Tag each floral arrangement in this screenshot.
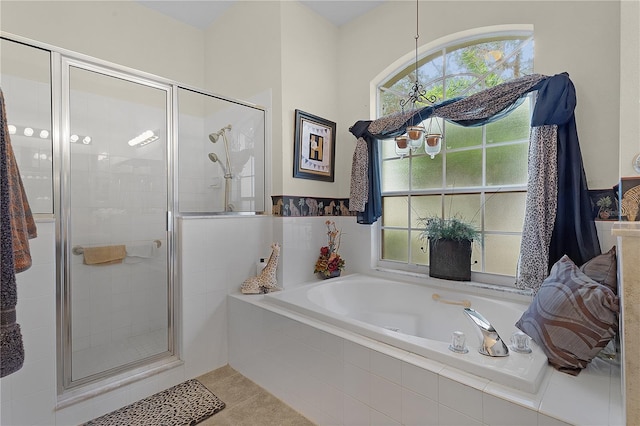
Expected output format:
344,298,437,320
314,220,345,278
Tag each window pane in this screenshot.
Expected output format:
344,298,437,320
484,234,521,275
446,149,482,187
380,90,402,116
417,55,445,88
486,143,528,186
382,229,408,262
383,196,408,227
381,139,399,160
411,195,442,228
486,101,530,144
445,75,483,98
472,242,483,272
411,230,429,265
411,154,443,190
444,122,482,150
485,192,526,232
381,158,409,192
443,194,482,225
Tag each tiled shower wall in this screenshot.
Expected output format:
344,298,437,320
66,85,169,375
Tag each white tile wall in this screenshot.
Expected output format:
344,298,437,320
279,216,374,288
0,214,623,426
228,294,623,426
1,215,271,425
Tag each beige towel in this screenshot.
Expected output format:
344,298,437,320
83,245,126,265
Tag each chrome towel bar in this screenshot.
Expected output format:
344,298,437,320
72,239,162,256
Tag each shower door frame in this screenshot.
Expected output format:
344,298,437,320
54,51,179,399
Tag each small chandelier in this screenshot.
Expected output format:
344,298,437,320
394,0,442,159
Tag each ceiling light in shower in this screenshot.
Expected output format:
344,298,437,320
8,124,16,134
128,130,158,147
68,132,93,145
23,127,34,137
39,130,49,139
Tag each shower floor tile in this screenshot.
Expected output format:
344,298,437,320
197,365,315,426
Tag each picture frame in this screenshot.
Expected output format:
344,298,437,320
293,109,336,182
618,177,640,221
588,189,619,221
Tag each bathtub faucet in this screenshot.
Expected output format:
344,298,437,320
463,308,509,357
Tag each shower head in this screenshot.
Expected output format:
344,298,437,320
208,152,228,175
208,124,232,143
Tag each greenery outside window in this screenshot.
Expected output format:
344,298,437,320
378,31,534,282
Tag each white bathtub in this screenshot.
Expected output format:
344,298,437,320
264,273,549,393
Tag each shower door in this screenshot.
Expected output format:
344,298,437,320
60,59,174,389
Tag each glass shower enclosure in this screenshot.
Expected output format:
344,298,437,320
2,34,267,396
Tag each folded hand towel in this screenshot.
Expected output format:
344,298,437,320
124,242,159,264
83,245,127,265
126,242,158,259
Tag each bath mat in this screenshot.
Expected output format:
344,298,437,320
83,379,225,426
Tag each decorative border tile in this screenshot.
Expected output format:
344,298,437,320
271,195,356,217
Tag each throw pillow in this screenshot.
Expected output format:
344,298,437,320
516,255,619,375
579,246,617,293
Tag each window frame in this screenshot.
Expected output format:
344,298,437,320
374,27,534,287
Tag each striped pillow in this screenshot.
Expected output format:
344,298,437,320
516,255,619,375
579,246,617,293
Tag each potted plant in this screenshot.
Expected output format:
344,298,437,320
418,216,480,281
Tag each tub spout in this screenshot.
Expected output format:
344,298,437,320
463,308,509,357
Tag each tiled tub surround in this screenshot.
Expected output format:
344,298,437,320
265,274,547,394
228,283,623,426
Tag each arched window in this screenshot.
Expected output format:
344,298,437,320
377,30,534,282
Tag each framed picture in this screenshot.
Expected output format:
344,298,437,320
588,189,619,221
619,177,640,221
293,109,336,182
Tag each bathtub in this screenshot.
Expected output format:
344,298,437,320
264,273,549,393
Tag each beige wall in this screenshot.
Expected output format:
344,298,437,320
280,1,341,197
0,0,205,88
339,1,622,193
0,0,633,196
619,0,640,178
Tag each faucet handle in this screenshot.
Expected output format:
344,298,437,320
510,331,532,353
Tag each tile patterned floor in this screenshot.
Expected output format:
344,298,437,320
197,365,315,426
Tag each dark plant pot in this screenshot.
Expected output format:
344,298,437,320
429,238,472,281
318,270,341,280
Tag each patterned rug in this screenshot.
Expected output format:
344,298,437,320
83,379,225,426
